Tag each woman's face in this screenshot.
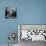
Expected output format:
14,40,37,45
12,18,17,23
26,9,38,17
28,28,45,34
8,10,13,16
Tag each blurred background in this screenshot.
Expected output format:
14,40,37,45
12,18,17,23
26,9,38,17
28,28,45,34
0,0,46,46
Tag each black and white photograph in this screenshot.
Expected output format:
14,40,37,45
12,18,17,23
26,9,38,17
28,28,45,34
18,25,46,46
5,7,17,19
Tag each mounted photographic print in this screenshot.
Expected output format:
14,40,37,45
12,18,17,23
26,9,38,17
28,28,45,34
18,25,46,46
5,7,17,19
18,25,46,41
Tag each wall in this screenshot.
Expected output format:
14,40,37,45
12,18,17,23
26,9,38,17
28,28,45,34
0,0,46,44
